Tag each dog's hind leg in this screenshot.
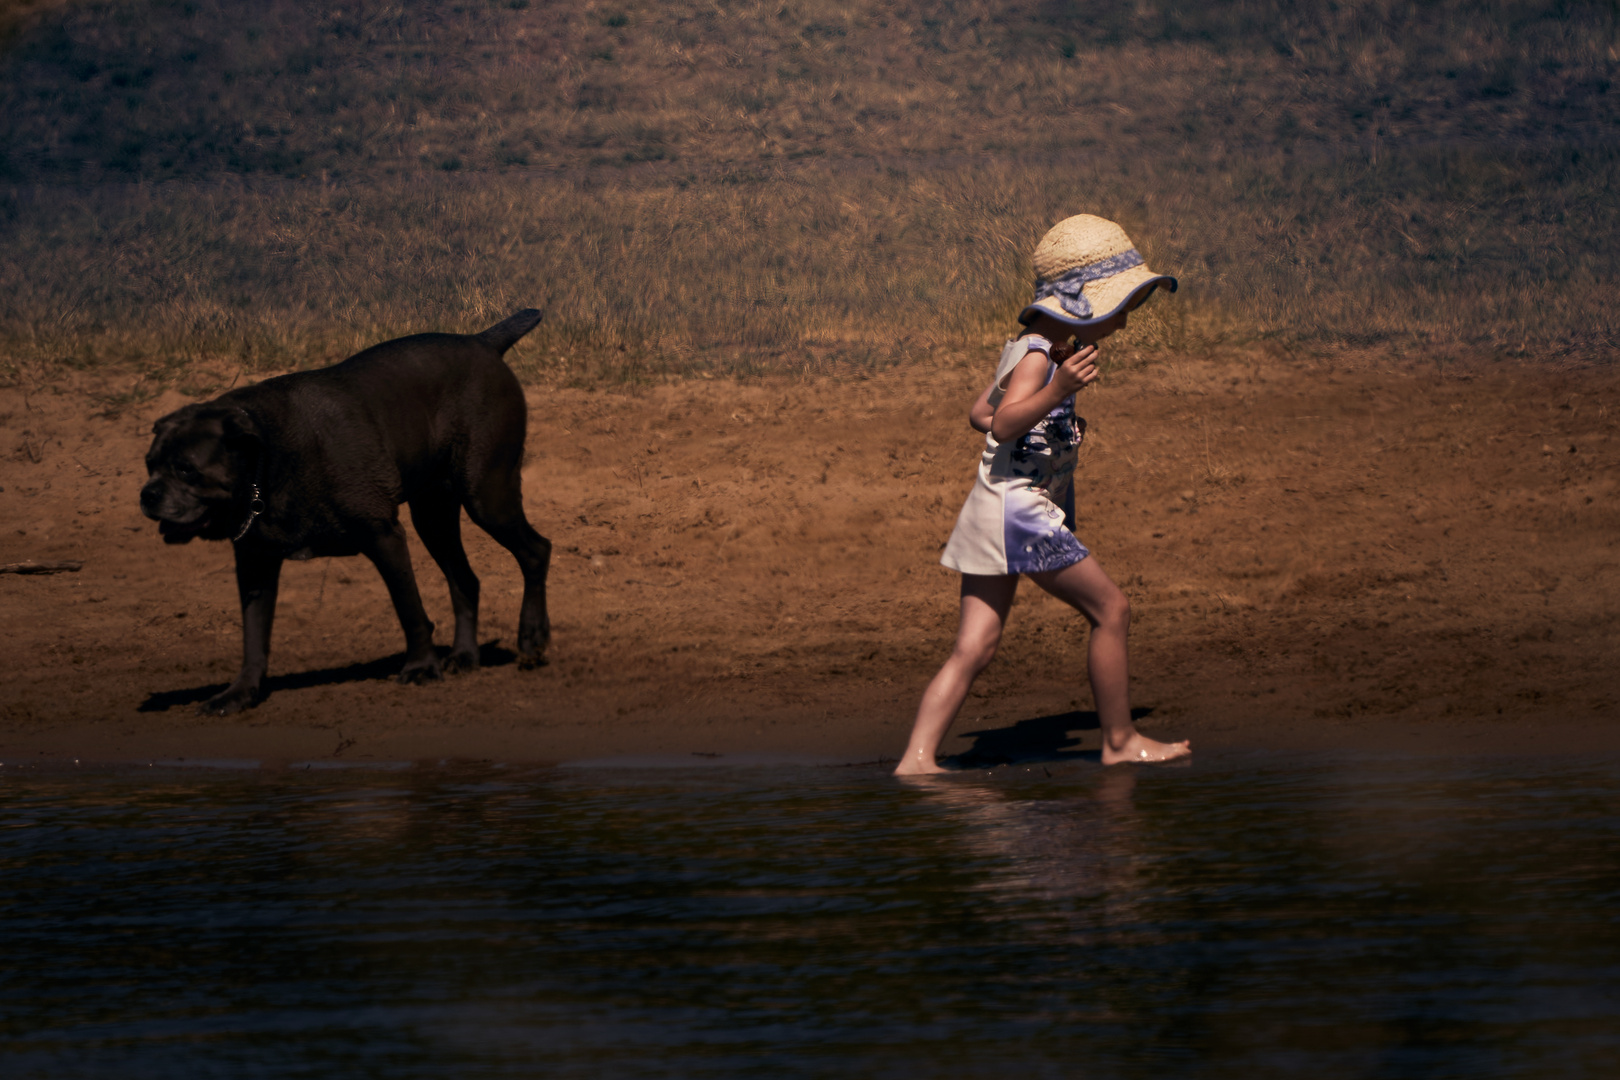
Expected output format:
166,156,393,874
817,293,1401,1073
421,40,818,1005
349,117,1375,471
408,488,481,672
361,521,442,683
465,477,551,669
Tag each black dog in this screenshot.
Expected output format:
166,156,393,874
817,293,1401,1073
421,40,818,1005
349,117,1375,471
140,309,552,715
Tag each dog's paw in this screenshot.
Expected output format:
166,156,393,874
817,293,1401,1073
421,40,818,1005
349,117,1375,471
442,649,480,675
198,685,258,716
398,656,444,684
517,622,551,670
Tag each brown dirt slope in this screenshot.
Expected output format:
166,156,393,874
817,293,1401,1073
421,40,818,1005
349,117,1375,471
1,349,1617,765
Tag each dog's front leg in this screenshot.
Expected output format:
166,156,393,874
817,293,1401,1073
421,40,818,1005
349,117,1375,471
203,546,285,715
363,522,441,683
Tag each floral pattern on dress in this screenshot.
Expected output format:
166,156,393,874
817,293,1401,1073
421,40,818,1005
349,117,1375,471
1003,489,1089,574
1008,393,1085,494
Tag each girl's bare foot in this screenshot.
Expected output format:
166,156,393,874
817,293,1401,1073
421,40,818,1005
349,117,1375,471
1100,733,1191,765
893,749,950,776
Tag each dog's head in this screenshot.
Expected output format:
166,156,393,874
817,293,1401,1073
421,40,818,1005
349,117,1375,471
140,403,260,544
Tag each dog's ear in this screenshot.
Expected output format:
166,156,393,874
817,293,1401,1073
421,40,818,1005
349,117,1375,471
219,407,261,449
217,409,264,484
151,409,185,437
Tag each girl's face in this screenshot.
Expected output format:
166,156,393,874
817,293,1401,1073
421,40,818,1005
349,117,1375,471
1027,309,1129,347
1075,310,1128,345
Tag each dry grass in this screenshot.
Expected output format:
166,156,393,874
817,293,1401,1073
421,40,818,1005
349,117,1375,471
0,0,1617,383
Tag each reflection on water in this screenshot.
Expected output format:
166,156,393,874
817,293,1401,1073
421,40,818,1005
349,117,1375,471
2,753,1617,1078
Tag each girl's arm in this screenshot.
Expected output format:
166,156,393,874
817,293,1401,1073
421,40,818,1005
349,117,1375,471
968,381,997,433
989,343,1100,443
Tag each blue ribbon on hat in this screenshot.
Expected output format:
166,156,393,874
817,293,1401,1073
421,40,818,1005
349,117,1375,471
1032,249,1146,320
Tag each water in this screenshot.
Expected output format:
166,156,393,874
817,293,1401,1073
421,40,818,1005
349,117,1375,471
2,752,1617,1078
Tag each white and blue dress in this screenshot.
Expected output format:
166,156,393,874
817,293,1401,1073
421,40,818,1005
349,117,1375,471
940,335,1090,576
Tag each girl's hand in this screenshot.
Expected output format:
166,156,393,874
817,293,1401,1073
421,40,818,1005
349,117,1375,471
967,380,997,433
1051,343,1100,395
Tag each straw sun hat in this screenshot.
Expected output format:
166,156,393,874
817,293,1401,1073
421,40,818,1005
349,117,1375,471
1017,214,1177,328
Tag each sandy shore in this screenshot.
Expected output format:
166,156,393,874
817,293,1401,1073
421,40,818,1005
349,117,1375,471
2,348,1617,767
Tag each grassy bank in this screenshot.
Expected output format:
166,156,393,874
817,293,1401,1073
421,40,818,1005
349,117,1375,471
1,0,1617,381
5,144,1616,383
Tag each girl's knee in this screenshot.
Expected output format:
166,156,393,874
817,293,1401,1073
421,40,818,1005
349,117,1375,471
951,634,1000,673
1095,589,1130,632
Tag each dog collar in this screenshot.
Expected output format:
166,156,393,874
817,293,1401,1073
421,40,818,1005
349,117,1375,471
232,484,266,543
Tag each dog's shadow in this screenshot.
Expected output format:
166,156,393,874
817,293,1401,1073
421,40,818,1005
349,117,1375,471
945,707,1157,769
137,641,520,713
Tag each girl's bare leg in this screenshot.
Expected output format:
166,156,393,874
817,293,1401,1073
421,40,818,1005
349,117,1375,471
894,574,1019,775
1031,557,1190,764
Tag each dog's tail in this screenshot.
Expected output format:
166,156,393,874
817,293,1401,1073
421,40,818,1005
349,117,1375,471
477,308,544,354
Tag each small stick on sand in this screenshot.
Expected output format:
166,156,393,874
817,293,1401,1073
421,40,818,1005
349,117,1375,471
0,560,83,575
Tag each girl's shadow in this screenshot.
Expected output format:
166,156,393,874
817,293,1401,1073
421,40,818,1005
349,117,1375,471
946,707,1156,769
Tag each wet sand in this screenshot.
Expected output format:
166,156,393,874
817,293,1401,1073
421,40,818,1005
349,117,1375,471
2,348,1617,766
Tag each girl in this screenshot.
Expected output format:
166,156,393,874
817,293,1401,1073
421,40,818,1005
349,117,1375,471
895,215,1191,775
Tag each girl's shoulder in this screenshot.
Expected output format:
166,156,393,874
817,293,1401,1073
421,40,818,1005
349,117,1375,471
992,334,1055,393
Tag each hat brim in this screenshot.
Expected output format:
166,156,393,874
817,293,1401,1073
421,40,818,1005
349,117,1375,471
1018,270,1178,328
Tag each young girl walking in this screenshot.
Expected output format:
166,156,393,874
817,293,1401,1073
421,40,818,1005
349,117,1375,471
895,215,1191,775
